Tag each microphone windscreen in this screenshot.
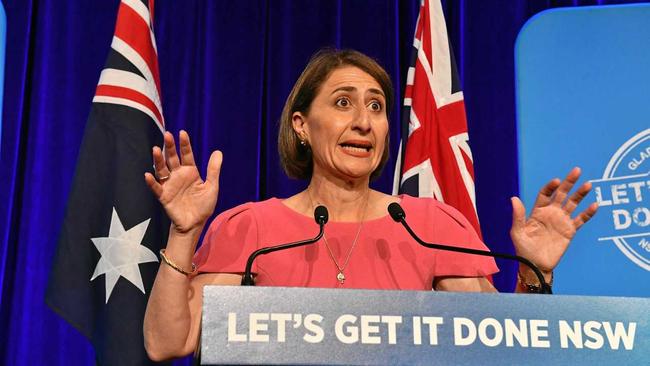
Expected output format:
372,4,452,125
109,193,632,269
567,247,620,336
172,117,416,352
314,205,329,225
387,202,406,222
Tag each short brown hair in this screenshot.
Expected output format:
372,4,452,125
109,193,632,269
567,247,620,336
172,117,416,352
278,49,393,180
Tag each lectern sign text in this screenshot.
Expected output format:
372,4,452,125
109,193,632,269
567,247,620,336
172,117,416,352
226,312,635,349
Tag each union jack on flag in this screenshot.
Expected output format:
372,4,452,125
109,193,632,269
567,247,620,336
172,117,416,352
94,0,165,131
46,0,169,364
393,0,482,236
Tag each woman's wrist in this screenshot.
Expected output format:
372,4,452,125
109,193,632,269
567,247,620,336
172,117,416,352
519,265,552,282
159,249,197,277
170,219,207,237
517,266,553,293
163,225,204,270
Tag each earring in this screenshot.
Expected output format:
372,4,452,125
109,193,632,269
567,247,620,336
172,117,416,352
298,133,308,147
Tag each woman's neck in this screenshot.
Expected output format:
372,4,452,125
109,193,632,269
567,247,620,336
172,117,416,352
305,173,371,222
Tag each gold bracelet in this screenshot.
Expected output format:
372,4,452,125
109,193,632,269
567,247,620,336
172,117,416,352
159,249,197,276
518,271,553,293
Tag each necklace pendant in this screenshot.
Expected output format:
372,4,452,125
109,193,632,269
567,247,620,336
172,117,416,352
337,272,345,284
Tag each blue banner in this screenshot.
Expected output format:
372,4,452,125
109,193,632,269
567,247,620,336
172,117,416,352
515,4,650,296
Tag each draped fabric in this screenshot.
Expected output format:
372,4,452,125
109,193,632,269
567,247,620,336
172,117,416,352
0,0,642,364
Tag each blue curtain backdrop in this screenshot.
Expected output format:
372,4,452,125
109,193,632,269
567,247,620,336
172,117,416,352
0,0,645,364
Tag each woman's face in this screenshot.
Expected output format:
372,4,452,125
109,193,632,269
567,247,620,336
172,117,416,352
293,66,388,182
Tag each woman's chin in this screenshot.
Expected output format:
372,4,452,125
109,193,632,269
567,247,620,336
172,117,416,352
334,166,375,182
313,160,378,182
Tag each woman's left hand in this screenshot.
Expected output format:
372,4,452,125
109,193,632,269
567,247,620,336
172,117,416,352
510,167,598,280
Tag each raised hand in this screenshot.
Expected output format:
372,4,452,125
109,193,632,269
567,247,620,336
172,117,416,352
510,167,598,276
144,130,222,235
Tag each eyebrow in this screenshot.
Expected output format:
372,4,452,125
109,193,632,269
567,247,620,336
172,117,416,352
331,86,386,99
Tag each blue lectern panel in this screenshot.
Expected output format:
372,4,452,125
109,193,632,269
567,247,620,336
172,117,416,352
515,4,650,296
202,286,649,365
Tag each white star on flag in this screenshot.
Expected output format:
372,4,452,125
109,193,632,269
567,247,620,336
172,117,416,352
90,207,158,303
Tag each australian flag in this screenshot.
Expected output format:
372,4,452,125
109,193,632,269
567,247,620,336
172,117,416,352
393,0,482,237
46,0,169,364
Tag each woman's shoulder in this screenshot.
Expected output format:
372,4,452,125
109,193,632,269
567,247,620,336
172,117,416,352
399,194,473,230
206,198,284,231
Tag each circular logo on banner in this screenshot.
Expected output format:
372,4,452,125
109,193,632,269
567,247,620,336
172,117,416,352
591,129,650,271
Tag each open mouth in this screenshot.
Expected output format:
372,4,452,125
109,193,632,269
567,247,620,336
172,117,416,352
340,141,373,153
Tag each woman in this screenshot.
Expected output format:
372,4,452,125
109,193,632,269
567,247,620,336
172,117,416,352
142,49,597,360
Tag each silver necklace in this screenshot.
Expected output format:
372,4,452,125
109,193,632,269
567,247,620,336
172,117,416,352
322,221,364,284
308,190,368,284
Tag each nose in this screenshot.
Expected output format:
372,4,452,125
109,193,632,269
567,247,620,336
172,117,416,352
351,107,372,133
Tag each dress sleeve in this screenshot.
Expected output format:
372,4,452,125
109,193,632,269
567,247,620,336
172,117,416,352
193,203,260,274
430,202,500,278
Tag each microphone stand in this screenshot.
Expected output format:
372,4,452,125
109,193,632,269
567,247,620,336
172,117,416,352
388,203,552,294
241,206,328,286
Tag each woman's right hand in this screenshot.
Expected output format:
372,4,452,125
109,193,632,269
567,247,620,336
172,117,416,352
144,130,222,235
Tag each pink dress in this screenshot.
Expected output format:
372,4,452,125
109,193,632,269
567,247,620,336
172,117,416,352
194,195,498,290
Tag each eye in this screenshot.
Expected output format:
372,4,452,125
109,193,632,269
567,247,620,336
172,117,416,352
368,100,383,112
335,97,351,108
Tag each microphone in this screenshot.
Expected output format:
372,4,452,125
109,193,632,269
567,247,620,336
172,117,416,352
387,202,552,294
240,205,329,286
